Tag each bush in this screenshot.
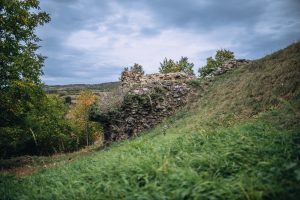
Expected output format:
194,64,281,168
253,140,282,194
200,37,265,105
64,96,72,104
0,95,78,158
26,96,76,154
199,49,235,78
0,92,105,158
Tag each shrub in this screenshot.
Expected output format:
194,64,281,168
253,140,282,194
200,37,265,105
64,96,72,104
0,95,78,158
26,96,76,154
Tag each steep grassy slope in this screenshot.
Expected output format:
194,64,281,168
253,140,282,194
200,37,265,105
190,41,300,123
1,42,300,200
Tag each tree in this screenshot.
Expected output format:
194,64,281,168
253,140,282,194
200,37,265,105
215,49,235,63
177,57,194,75
71,91,97,146
199,49,235,78
130,63,144,74
159,57,194,75
159,58,177,74
0,0,56,157
0,0,50,127
0,0,50,86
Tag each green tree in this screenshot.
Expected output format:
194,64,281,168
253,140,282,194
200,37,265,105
199,49,235,78
0,0,50,127
215,49,235,63
0,0,57,157
177,57,194,75
159,58,177,74
130,63,144,74
159,57,194,75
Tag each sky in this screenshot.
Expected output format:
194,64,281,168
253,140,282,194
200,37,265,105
37,0,300,85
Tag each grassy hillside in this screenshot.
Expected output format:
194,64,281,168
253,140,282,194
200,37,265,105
1,42,300,199
190,41,300,122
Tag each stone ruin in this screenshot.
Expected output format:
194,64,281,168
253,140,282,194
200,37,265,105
121,69,194,88
92,59,250,141
92,72,196,141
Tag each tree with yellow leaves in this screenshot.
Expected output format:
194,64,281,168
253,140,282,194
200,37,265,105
72,90,97,146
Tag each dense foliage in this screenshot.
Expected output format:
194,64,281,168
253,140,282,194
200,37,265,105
0,95,72,157
0,1,101,158
1,0,49,125
199,49,234,77
159,57,194,75
0,90,102,158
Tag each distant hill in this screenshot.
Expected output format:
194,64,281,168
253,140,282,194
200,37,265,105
44,81,120,95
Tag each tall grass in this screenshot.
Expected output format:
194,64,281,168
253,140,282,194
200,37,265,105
1,101,299,200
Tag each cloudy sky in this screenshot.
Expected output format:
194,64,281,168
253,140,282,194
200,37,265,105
37,0,300,85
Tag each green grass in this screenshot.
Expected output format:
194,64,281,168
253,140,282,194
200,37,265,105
1,102,299,200
1,42,300,199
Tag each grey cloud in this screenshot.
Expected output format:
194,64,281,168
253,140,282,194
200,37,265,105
48,0,79,3
38,0,300,84
140,28,161,37
117,0,266,31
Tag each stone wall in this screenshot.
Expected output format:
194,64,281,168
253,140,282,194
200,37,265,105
121,70,194,88
92,72,196,141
